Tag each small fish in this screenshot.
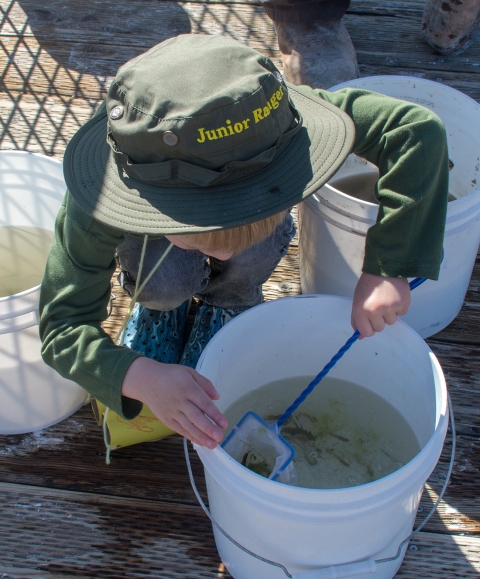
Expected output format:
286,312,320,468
282,426,315,441
326,449,350,467
330,433,350,442
242,450,272,478
265,415,279,422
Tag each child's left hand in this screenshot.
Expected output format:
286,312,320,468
351,273,411,338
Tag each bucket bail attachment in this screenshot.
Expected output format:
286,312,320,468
184,391,456,579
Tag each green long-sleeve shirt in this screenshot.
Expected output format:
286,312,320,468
39,88,449,419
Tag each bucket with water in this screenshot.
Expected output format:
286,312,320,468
190,295,449,579
298,77,480,338
0,151,88,434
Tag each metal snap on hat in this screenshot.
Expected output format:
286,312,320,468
163,131,179,146
109,105,124,120
63,34,355,235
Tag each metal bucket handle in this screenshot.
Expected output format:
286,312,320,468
184,393,455,579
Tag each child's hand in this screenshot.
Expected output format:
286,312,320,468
121,357,228,448
351,273,411,338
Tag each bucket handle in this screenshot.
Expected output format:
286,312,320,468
184,394,455,579
0,309,39,336
290,558,376,578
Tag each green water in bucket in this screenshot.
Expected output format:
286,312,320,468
223,376,421,489
222,276,427,483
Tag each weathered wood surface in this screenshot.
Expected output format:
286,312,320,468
1,481,479,578
3,0,480,158
0,407,479,535
1,0,480,577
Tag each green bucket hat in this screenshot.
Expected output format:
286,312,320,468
63,34,355,235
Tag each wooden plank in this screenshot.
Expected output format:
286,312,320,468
0,0,280,84
0,1,280,156
428,304,480,346
2,2,480,103
395,532,480,578
0,0,269,42
427,252,480,345
0,406,479,535
0,409,208,503
349,0,425,18
422,479,480,535
1,0,479,76
0,481,229,579
28,0,424,11
344,13,480,76
0,481,479,578
0,91,99,157
2,1,480,160
427,342,480,437
0,35,129,98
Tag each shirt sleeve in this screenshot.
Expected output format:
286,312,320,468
311,87,449,279
39,191,143,419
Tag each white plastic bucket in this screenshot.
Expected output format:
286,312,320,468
298,77,480,338
0,151,88,434
195,295,448,579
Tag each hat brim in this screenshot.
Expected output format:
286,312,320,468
63,84,355,235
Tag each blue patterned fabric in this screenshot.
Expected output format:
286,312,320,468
117,213,296,368
180,303,240,368
123,300,190,364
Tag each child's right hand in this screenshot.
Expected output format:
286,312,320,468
121,357,228,448
351,273,411,338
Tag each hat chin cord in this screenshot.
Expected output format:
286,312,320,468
103,236,174,464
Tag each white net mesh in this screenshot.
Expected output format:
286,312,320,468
222,412,297,485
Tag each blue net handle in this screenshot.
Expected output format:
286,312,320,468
276,277,427,428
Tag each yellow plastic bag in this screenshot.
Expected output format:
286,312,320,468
92,398,175,451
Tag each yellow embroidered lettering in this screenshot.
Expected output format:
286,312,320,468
216,126,229,138
263,106,270,117
226,120,235,135
270,94,278,109
253,108,264,123
197,118,253,144
205,130,218,141
197,128,206,143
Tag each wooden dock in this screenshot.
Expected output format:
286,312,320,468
1,1,479,577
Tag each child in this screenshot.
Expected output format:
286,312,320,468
39,34,448,452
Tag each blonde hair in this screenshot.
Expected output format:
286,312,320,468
181,210,288,256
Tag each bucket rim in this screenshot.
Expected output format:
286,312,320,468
0,151,63,305
0,150,63,165
195,416,448,522
324,181,480,208
0,283,41,304
330,74,480,110
323,182,378,207
198,403,447,496
196,412,448,523
195,294,448,504
319,170,480,214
